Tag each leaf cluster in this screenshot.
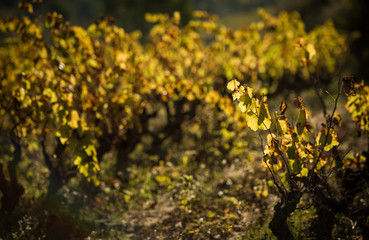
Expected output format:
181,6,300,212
227,79,339,192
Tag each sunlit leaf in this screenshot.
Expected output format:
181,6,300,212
87,59,99,68
43,88,58,103
237,87,253,111
207,211,216,218
74,156,82,165
84,144,97,157
59,136,68,145
257,100,271,130
275,113,290,136
316,126,339,151
69,110,79,129
296,109,307,135
299,167,308,177
279,101,287,115
306,43,316,60
227,79,240,91
245,110,258,131
18,1,33,13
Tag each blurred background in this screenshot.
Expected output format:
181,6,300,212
0,1,368,238
1,0,368,80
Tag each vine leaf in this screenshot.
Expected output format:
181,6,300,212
69,110,80,129
342,76,355,96
246,111,259,131
316,124,339,151
295,96,304,110
275,112,290,136
227,79,240,91
286,135,300,174
238,87,254,112
258,100,271,130
279,101,287,115
306,43,316,60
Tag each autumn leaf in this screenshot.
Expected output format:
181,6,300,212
246,110,258,131
306,43,316,60
227,79,240,91
295,96,304,110
69,110,80,129
257,100,271,130
316,127,339,151
279,101,287,115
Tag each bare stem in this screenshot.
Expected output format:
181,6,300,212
308,72,343,184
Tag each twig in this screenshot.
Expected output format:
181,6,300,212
307,64,327,117
259,134,286,195
308,71,343,183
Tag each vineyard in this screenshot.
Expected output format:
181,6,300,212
0,1,369,239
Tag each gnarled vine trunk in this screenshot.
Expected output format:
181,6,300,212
0,139,24,236
269,190,301,240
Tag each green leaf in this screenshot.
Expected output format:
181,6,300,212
257,100,271,130
296,109,310,142
288,158,300,175
296,109,307,135
286,135,300,174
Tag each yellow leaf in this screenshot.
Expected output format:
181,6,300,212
182,156,189,166
69,110,79,129
207,211,215,218
238,86,256,113
56,130,69,144
79,164,89,177
59,137,68,144
267,133,276,145
227,79,240,91
84,144,97,157
18,2,33,13
275,112,289,136
181,199,188,206
261,188,268,198
43,88,58,103
87,58,99,68
306,43,316,60
281,134,292,147
246,111,258,131
74,156,82,166
299,167,309,177
232,90,242,101
60,39,67,49
173,11,181,25
316,128,339,151
124,194,131,202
